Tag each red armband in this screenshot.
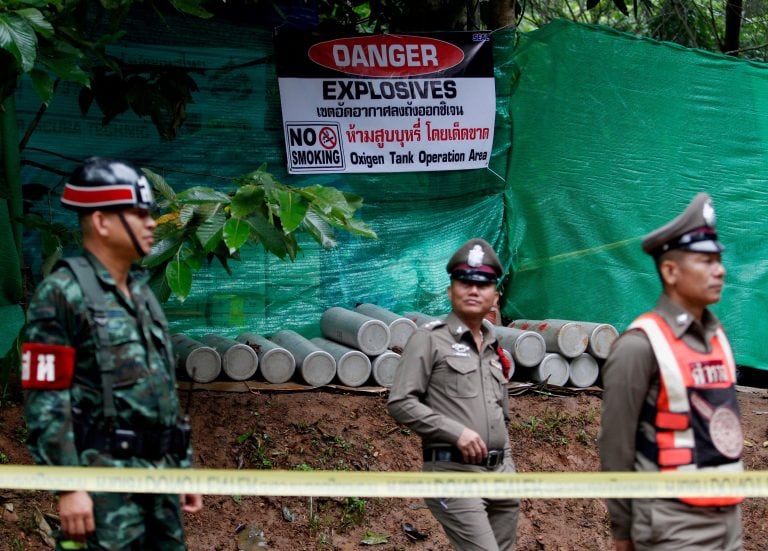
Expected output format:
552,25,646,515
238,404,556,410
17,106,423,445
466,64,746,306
21,343,76,390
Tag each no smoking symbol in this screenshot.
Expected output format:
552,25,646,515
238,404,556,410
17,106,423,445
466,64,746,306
319,127,337,149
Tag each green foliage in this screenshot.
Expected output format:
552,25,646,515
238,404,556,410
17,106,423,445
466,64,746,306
522,0,768,61
512,404,600,447
340,497,367,529
1,0,211,137
142,164,376,302
513,407,570,444
17,212,80,275
236,430,275,469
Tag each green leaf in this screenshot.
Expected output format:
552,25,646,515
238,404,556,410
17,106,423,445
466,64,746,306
178,204,195,226
166,257,193,302
168,0,214,18
178,186,231,204
15,8,53,39
247,212,289,259
230,184,265,219
40,230,60,259
361,531,389,545
29,67,53,104
343,217,377,239
142,232,184,269
196,209,225,252
209,241,235,275
276,189,307,233
41,244,63,276
180,242,205,270
302,211,336,249
612,0,629,16
223,217,250,253
343,191,364,211
37,40,89,86
16,1,53,8
148,268,172,303
0,304,24,358
142,168,177,202
100,0,133,9
0,13,37,72
301,185,355,218
244,169,280,192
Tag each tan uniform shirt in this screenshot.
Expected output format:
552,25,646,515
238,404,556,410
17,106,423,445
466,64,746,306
598,294,726,539
387,312,510,451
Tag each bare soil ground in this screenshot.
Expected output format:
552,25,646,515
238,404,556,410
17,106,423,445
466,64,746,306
2,383,767,551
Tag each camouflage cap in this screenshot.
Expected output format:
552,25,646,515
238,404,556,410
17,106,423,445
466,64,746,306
641,192,724,258
446,238,503,283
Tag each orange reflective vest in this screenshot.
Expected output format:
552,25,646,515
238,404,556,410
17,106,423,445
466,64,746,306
630,312,743,507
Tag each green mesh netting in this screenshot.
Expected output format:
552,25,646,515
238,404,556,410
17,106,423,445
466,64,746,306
12,18,768,368
502,20,768,370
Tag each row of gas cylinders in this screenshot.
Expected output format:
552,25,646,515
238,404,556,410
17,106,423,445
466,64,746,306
172,303,414,387
172,303,619,389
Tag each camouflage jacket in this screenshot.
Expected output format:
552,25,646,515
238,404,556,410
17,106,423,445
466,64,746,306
23,251,189,468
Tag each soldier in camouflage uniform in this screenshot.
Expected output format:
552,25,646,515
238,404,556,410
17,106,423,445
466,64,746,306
22,157,202,550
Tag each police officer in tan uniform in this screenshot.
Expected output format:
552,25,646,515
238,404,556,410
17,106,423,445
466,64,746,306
599,193,743,551
388,238,519,551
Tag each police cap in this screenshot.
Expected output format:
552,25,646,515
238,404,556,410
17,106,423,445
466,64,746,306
641,192,724,259
61,157,156,212
446,238,503,283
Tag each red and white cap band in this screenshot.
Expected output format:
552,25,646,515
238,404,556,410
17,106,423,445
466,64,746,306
61,183,139,209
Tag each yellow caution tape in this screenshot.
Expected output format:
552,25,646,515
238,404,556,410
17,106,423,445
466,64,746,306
3,466,768,498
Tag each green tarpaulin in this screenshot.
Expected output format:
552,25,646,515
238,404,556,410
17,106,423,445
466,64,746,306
10,18,768,369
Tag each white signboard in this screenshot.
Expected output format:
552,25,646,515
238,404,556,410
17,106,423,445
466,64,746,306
275,31,496,174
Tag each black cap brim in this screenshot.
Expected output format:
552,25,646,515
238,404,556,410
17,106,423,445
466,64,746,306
684,239,725,253
450,270,498,283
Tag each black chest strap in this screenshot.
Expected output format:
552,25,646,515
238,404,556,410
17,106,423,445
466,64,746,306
58,257,118,423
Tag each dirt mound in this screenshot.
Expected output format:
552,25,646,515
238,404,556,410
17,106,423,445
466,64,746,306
2,385,767,550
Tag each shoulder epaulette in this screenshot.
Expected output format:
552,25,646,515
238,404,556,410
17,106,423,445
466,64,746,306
422,320,445,331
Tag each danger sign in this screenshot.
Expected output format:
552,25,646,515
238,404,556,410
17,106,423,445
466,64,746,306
276,30,495,174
